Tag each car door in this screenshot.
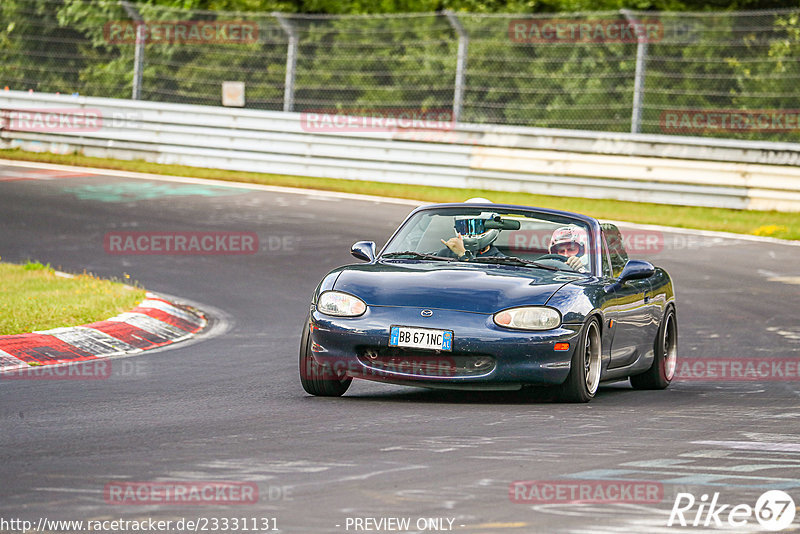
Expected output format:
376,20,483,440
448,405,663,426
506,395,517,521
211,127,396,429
601,224,654,369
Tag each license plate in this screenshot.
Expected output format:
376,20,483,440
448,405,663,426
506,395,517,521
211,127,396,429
389,326,453,351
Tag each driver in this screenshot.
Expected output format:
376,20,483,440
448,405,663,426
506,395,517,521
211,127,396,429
549,225,590,273
440,212,505,261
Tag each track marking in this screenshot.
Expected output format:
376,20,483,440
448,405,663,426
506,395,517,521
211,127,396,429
0,168,90,182
0,159,421,206
62,182,243,202
692,440,800,453
767,276,800,285
3,159,799,246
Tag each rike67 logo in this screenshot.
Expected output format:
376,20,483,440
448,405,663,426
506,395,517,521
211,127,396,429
668,490,796,531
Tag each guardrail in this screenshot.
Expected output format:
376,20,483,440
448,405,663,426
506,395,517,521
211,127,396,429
2,91,799,212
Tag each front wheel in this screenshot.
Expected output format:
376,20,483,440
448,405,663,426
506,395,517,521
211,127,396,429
299,317,351,397
630,306,677,390
557,318,602,403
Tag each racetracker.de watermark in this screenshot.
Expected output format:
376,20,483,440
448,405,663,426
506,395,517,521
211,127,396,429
508,19,663,43
1,109,141,132
508,228,729,259
104,21,258,44
507,228,665,256
0,360,147,380
302,356,459,381
661,109,800,134
104,231,260,255
509,480,663,503
674,358,800,382
2,108,101,132
104,481,259,505
300,108,455,133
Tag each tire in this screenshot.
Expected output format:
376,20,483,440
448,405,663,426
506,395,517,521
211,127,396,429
299,317,351,397
557,318,602,403
630,306,677,390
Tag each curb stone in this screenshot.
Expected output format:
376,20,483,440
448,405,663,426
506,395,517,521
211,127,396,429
0,292,207,376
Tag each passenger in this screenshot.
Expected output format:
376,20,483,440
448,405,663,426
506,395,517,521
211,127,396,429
440,213,505,261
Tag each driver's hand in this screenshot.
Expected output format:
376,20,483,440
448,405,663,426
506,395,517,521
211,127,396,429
441,233,466,257
566,255,586,272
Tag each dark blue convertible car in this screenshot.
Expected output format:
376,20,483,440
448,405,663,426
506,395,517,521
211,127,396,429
300,202,677,402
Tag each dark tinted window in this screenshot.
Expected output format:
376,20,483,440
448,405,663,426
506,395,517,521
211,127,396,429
600,233,613,278
601,223,628,278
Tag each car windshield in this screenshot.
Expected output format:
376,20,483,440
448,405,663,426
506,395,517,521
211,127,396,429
381,207,594,275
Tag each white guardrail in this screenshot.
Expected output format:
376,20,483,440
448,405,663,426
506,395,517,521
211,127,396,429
2,91,800,211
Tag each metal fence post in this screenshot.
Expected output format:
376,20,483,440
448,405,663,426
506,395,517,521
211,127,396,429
621,9,648,134
274,13,298,113
444,10,468,124
120,1,144,100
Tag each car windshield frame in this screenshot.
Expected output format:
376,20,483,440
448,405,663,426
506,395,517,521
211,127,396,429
378,204,601,276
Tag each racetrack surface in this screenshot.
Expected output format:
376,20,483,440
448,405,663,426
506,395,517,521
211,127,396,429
1,161,799,533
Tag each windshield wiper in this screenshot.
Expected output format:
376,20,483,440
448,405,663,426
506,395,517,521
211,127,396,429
472,256,562,271
381,251,454,262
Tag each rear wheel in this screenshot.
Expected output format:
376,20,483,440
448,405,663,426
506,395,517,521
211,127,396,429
557,318,602,403
299,317,351,397
630,306,677,390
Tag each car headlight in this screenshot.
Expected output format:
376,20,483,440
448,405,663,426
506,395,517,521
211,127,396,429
317,291,367,317
493,306,561,330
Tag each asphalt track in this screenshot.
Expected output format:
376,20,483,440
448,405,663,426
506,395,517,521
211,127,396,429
1,160,799,534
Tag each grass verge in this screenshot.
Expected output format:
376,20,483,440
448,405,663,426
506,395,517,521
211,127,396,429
1,148,798,240
0,260,146,335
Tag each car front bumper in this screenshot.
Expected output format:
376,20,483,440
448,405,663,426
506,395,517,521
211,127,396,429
309,305,582,389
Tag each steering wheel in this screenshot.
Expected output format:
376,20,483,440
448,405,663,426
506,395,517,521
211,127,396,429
536,253,569,262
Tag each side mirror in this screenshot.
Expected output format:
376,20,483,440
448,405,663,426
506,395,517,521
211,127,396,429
351,241,376,262
619,260,655,283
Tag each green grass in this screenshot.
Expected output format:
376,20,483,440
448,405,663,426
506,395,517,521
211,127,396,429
2,148,799,240
0,260,146,335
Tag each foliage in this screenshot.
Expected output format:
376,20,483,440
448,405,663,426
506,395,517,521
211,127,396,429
2,0,799,140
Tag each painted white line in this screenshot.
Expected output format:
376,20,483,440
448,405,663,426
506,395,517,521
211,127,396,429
692,440,800,453
3,158,798,247
33,488,101,494
767,276,800,285
0,158,422,207
605,219,800,247
6,158,800,247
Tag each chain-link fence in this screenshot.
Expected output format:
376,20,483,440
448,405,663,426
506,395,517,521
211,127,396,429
3,0,800,141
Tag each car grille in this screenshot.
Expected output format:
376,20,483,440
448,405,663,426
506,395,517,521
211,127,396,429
356,347,496,378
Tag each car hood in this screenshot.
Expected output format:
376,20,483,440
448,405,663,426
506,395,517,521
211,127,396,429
332,261,581,314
